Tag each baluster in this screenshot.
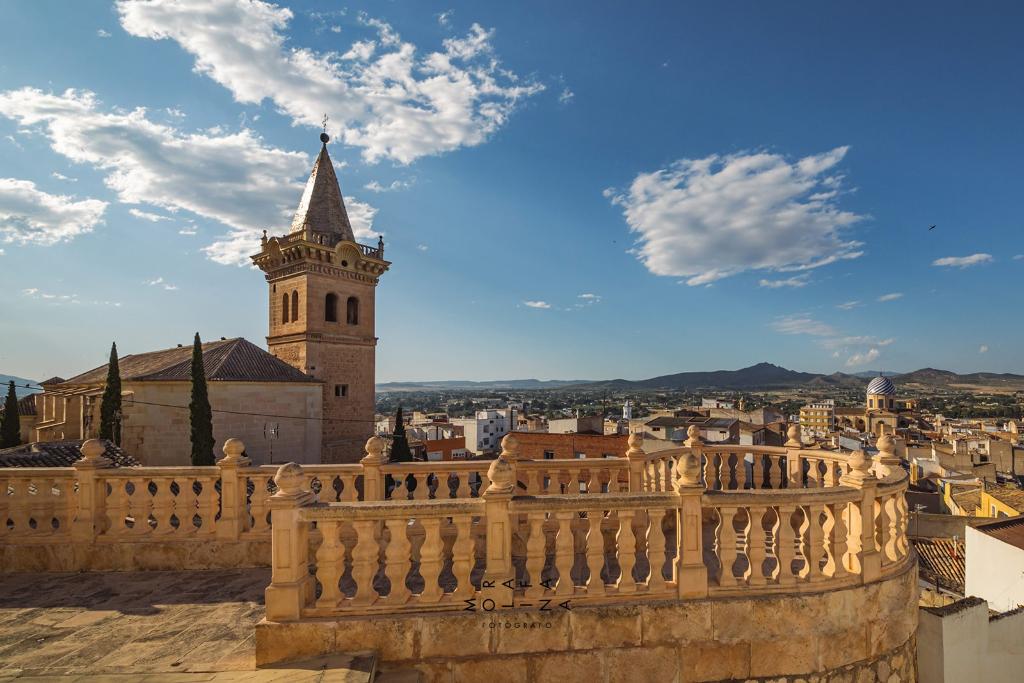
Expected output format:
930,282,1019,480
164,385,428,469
202,476,219,535
647,508,667,591
895,494,909,558
24,479,44,535
585,512,605,596
452,514,475,598
768,460,782,489
525,512,547,598
746,506,767,585
107,478,129,535
316,520,343,608
351,519,379,606
805,504,825,581
152,479,175,534
419,517,444,602
177,478,196,535
880,494,897,563
616,510,637,593
339,474,354,502
456,473,471,499
606,471,620,493
776,505,797,586
735,455,749,490
384,517,412,604
553,511,575,595
585,468,598,494
702,454,716,489
823,502,849,578
413,473,429,501
717,506,739,586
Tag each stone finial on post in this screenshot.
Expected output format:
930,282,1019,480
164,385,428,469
361,435,386,501
674,426,708,598
626,431,646,492
216,438,252,540
72,439,112,541
839,450,881,582
481,435,517,599
785,424,802,448
265,463,317,622
873,432,900,478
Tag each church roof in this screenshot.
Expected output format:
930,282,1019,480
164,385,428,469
867,376,897,396
289,136,355,241
59,338,318,386
0,439,138,468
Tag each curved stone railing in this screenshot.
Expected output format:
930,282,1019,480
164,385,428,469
264,429,912,620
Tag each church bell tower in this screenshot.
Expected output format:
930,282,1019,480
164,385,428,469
251,131,390,463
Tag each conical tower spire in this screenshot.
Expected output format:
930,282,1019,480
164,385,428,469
289,132,355,242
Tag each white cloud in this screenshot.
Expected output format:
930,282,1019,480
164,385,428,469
416,244,428,251
772,314,892,367
979,345,989,354
836,300,861,310
846,348,880,368
51,172,77,182
129,208,172,222
165,107,186,119
364,178,413,193
558,87,575,105
144,276,178,290
22,287,120,307
97,29,112,38
759,275,809,289
0,88,377,266
523,300,551,309
0,248,5,256
0,178,107,245
932,253,993,268
607,147,864,286
178,225,198,235
578,293,600,301
877,292,903,302
437,10,453,27
1013,254,1024,261
116,1,543,164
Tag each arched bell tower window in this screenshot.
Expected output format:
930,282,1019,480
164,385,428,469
346,296,359,325
291,290,299,322
325,293,338,322
281,293,290,324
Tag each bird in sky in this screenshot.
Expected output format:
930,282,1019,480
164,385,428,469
928,224,937,230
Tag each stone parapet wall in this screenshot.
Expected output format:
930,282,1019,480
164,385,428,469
256,556,918,682
1,539,271,573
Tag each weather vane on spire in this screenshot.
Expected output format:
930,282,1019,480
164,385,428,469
320,113,330,144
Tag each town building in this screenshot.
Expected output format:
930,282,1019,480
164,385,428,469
251,132,390,463
32,338,322,466
547,415,604,434
799,398,835,439
511,431,628,460
450,408,515,455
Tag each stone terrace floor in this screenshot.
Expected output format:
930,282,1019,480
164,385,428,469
0,569,377,682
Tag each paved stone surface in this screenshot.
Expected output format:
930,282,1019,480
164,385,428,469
0,569,268,677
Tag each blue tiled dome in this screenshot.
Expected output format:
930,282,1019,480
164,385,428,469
866,376,896,396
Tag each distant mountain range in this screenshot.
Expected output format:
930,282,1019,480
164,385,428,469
377,363,1024,393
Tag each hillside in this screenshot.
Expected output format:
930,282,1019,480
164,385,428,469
574,363,824,391
0,374,39,398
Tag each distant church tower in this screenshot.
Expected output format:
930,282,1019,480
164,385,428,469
252,132,390,463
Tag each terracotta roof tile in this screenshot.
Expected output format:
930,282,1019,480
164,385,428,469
59,338,317,386
913,538,965,592
974,514,1024,551
0,440,138,468
16,394,36,416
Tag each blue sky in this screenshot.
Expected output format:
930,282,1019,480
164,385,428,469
0,0,1021,382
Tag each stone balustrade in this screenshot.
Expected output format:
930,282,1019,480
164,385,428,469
263,429,912,623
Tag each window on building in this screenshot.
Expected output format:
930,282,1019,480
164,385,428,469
543,450,555,459
325,293,338,322
575,452,585,459
346,296,359,325
291,290,299,322
334,384,348,398
281,293,289,324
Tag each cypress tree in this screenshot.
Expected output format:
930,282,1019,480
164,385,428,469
390,405,413,462
189,332,215,466
1,381,20,448
99,342,122,444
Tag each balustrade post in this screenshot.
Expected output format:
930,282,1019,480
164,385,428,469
360,435,386,501
626,432,646,492
785,424,803,487
481,435,517,602
265,463,316,622
72,439,112,541
839,450,881,583
675,427,708,598
216,438,252,540
872,431,900,478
